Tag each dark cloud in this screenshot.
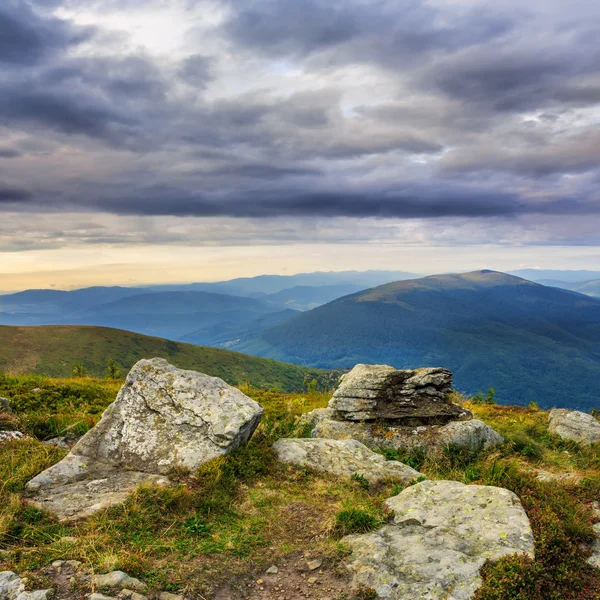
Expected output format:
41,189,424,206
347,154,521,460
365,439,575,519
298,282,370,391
0,183,32,202
0,148,21,159
0,0,91,65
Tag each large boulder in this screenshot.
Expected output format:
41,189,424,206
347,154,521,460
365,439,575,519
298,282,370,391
273,438,424,484
343,480,534,600
0,571,51,600
301,408,503,452
330,365,469,424
26,358,264,520
548,409,600,445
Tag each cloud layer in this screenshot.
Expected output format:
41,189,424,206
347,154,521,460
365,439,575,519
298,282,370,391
1,0,600,256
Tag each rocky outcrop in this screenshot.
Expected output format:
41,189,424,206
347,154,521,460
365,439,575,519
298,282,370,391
273,438,424,484
342,480,534,600
300,364,502,454
330,365,468,424
548,409,600,445
301,409,502,453
0,571,51,600
26,358,264,520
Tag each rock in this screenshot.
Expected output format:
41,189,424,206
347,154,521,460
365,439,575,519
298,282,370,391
89,594,116,600
26,359,263,520
56,536,78,545
304,408,503,452
587,523,600,568
330,365,468,424
548,409,600,445
0,572,51,600
158,593,184,600
266,566,279,574
0,431,24,444
273,438,423,484
342,480,534,600
93,572,146,591
534,469,581,484
118,589,147,600
306,559,322,571
43,432,81,449
0,398,10,413
307,577,318,584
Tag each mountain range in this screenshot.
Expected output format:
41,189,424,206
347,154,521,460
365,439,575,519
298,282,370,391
4,269,600,410
231,270,600,411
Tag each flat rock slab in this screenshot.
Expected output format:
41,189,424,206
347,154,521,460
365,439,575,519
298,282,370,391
273,438,424,484
0,431,24,444
548,409,600,445
330,364,469,424
301,408,503,452
27,454,170,521
343,480,534,600
26,358,264,520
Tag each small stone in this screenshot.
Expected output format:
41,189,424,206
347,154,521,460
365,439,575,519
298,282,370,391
158,593,184,600
0,398,10,413
56,536,78,545
306,560,322,571
93,572,146,591
89,594,116,600
118,589,147,600
52,561,65,568
266,566,279,575
307,578,317,584
256,579,264,585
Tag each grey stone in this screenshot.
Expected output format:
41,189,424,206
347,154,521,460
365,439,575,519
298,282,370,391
343,480,534,600
117,589,147,600
266,566,279,574
273,438,423,484
93,572,146,591
587,523,600,569
26,359,263,520
548,409,600,445
303,408,503,452
306,559,322,571
330,365,468,424
158,593,184,600
89,594,116,600
43,432,80,449
0,431,24,444
0,398,10,413
0,572,51,600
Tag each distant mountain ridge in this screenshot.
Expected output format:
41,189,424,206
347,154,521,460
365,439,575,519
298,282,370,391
0,270,418,340
231,270,600,410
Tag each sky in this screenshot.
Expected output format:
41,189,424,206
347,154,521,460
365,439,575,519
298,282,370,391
1,0,600,290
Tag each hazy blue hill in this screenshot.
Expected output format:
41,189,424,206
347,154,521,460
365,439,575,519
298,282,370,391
260,284,369,310
233,270,600,410
538,279,600,298
63,291,277,340
510,269,600,283
144,270,418,297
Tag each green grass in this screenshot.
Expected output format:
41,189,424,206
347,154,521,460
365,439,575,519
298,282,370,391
2,380,600,598
0,325,337,392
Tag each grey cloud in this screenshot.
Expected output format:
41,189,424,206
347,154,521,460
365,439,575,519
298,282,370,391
0,148,21,159
0,1,91,65
0,183,32,202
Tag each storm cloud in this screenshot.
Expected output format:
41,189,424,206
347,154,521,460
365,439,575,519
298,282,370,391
1,0,600,252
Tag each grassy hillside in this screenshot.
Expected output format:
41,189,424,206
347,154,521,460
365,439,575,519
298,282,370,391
0,325,335,392
1,375,600,599
233,270,600,410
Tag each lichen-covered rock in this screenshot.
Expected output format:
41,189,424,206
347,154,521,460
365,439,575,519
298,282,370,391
330,364,469,424
302,408,503,452
343,480,534,600
273,438,424,484
0,431,24,444
548,409,600,445
0,571,52,600
26,359,264,520
93,571,146,591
